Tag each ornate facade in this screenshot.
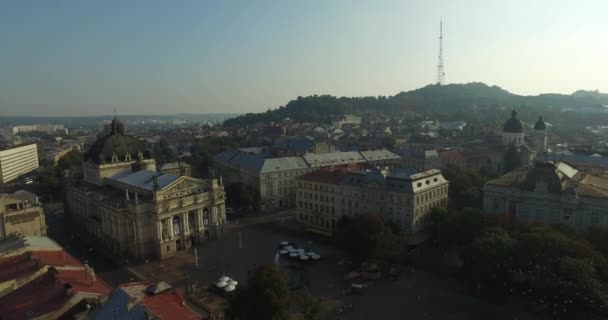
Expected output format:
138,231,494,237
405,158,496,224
483,161,608,229
66,117,226,260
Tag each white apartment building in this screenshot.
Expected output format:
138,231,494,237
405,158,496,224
0,144,39,183
295,168,449,235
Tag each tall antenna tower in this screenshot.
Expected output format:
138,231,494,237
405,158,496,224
436,19,445,85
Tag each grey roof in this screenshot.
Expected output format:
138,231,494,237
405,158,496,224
160,162,191,170
304,151,365,168
109,169,180,191
273,136,314,154
261,157,309,173
87,288,151,320
360,149,401,161
214,150,306,174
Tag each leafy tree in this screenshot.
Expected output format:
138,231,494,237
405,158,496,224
462,227,516,296
189,137,240,177
57,150,83,171
227,265,290,320
37,166,64,202
335,214,385,262
293,289,336,320
429,207,484,247
441,164,486,210
153,139,176,165
226,183,259,209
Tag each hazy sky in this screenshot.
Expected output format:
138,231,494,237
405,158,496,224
1,0,607,116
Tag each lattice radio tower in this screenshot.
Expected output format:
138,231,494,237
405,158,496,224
436,19,445,85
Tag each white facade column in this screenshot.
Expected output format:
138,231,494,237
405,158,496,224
212,206,218,225
182,212,189,234
157,221,163,241
197,208,204,230
168,217,174,238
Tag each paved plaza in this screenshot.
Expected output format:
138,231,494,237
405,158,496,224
129,220,537,320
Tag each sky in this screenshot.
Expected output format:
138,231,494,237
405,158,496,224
1,0,607,116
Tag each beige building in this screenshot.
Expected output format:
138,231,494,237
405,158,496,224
66,117,226,260
295,168,449,235
483,160,608,228
213,149,401,210
0,190,46,239
0,143,39,183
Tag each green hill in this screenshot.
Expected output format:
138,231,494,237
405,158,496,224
224,83,608,127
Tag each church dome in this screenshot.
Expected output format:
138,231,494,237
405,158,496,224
503,110,524,133
534,116,546,130
85,117,151,165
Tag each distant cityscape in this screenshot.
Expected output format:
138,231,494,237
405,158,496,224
1,82,608,319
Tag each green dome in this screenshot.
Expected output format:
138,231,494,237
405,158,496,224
85,118,151,165
503,110,524,133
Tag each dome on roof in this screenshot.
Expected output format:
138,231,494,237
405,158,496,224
534,116,546,130
503,110,524,133
85,117,151,165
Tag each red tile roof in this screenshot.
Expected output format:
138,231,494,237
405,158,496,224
0,250,83,283
34,250,82,267
438,149,464,161
298,165,363,184
0,271,71,320
0,252,41,283
140,290,199,320
56,268,112,296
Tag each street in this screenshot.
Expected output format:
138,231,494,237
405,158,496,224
44,203,140,287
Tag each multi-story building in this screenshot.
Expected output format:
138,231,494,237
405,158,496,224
0,190,46,239
213,149,401,210
66,117,226,260
11,124,67,135
0,143,39,183
483,160,608,228
396,148,442,171
295,168,449,235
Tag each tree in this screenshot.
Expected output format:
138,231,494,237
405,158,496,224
429,207,484,247
153,139,176,165
503,144,522,173
293,289,337,320
227,265,290,320
462,227,516,296
57,150,83,171
37,166,64,202
336,213,385,262
226,183,259,209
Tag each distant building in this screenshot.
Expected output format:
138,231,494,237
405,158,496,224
66,117,226,261
12,124,67,135
272,136,336,157
295,168,449,235
0,143,39,184
396,148,442,171
483,161,608,228
438,149,465,168
213,149,401,210
158,161,192,177
0,191,46,240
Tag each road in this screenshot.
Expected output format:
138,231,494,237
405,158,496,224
44,203,140,287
